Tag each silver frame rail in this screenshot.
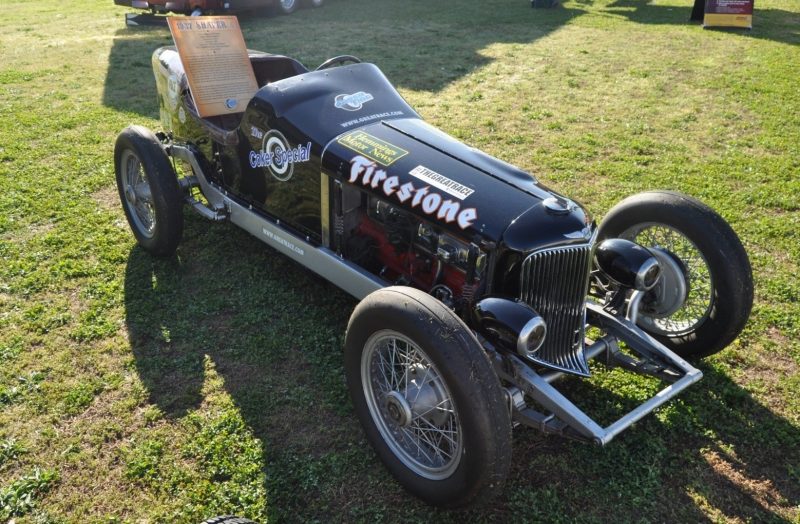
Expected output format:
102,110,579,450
500,303,703,445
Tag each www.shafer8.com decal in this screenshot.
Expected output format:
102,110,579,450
249,129,312,182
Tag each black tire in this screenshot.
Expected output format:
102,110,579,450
598,190,753,359
273,0,298,14
344,286,512,507
200,517,257,524
114,125,183,257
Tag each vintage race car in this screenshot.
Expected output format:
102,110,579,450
114,47,753,507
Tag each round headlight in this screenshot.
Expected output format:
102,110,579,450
517,316,547,358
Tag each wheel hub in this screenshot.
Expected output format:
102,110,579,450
120,150,156,238
125,185,137,206
403,370,451,427
385,391,412,427
641,247,689,318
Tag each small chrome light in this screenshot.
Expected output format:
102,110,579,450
595,238,661,291
517,316,547,358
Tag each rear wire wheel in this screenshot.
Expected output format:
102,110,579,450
114,125,183,257
344,287,512,507
598,191,753,358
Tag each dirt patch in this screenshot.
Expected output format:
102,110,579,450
746,341,798,384
202,309,235,332
765,326,791,348
0,220,56,243
92,185,120,211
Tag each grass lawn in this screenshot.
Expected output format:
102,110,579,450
1,0,799,521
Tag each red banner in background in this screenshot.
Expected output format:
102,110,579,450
706,0,754,15
704,0,754,28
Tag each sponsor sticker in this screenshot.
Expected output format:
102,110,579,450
340,110,404,129
250,126,264,139
249,129,311,182
348,155,478,230
334,91,374,111
337,130,408,167
409,165,474,201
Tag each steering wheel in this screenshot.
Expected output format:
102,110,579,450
315,55,362,71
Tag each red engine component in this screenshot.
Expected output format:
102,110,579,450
355,215,467,297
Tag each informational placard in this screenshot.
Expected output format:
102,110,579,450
167,16,258,118
704,0,754,29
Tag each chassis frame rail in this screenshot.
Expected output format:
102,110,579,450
496,303,703,445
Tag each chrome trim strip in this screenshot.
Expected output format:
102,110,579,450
321,172,330,248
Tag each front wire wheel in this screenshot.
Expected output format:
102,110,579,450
345,287,512,507
599,191,753,359
362,330,462,480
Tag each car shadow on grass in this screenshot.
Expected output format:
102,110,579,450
102,0,798,121
504,366,800,521
102,0,586,117
103,27,176,118
122,214,799,522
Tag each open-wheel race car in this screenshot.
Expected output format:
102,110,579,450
115,46,754,507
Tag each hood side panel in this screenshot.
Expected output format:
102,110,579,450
322,121,536,242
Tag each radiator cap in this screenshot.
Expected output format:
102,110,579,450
542,196,573,215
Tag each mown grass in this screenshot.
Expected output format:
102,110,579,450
1,0,798,521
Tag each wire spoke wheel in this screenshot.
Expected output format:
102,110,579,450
620,222,713,336
345,286,512,506
362,330,462,479
121,150,156,238
114,125,183,257
598,191,753,358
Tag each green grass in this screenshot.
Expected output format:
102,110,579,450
1,0,799,521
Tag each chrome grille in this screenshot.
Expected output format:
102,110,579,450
519,244,593,376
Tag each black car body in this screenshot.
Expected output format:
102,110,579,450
114,46,753,507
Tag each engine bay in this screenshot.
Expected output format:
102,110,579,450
337,185,486,309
